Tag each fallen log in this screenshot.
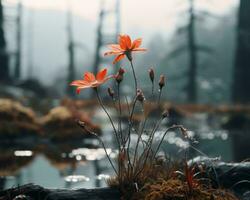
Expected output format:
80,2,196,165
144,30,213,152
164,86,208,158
0,184,120,200
1,157,250,200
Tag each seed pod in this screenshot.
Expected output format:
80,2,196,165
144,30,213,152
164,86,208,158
115,68,125,83
162,110,169,119
76,119,97,136
118,67,125,75
108,87,115,99
180,126,188,138
136,89,145,102
159,75,165,89
76,119,86,129
148,68,155,83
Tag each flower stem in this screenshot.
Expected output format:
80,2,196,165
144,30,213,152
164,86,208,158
158,89,162,105
97,136,118,176
132,102,144,168
126,97,137,175
117,83,124,145
95,88,121,150
77,123,118,176
129,60,138,96
152,125,183,159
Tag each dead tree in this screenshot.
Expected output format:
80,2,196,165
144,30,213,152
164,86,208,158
14,1,22,79
232,0,250,104
165,0,214,103
91,0,121,97
0,0,9,81
66,7,76,97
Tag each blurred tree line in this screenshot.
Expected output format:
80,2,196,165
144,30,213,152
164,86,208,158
0,0,250,104
137,0,250,104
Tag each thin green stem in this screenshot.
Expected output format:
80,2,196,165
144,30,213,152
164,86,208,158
141,118,163,164
78,124,118,176
95,88,121,150
117,83,124,144
132,103,145,168
126,97,137,174
157,89,162,105
129,60,138,95
97,136,118,176
151,83,154,96
152,125,183,159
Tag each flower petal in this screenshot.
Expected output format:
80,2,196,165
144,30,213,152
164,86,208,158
96,68,107,81
132,38,142,49
123,35,132,49
108,44,122,51
119,34,132,50
119,35,127,50
113,54,125,64
76,88,81,94
104,51,122,56
76,86,91,94
103,75,114,83
132,48,147,52
70,80,88,86
84,72,95,82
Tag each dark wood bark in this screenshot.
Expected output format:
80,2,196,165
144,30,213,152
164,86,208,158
232,0,250,103
66,10,76,97
0,184,120,200
0,0,9,81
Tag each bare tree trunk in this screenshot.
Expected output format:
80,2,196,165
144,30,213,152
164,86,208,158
0,0,9,81
187,0,198,103
14,1,22,79
232,0,250,103
66,9,75,97
91,7,104,98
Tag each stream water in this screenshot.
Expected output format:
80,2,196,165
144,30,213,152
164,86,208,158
0,113,249,190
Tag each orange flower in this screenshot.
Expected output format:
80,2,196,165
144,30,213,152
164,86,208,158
70,68,113,94
104,34,146,64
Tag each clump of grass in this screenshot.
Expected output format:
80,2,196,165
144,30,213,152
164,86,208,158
135,178,238,200
71,34,239,200
107,158,239,200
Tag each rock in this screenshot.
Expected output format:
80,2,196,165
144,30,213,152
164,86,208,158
0,99,40,139
40,106,101,141
189,156,250,197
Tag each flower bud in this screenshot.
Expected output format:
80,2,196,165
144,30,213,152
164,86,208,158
136,89,145,102
76,119,97,136
148,68,155,83
76,119,86,129
162,110,169,119
108,87,115,99
118,68,125,75
115,68,125,83
180,126,188,138
159,75,165,89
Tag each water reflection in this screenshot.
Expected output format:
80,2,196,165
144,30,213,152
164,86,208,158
0,112,250,190
0,146,35,190
0,141,114,190
71,148,112,161
64,175,90,183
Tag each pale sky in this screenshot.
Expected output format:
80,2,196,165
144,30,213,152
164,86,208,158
6,0,238,34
